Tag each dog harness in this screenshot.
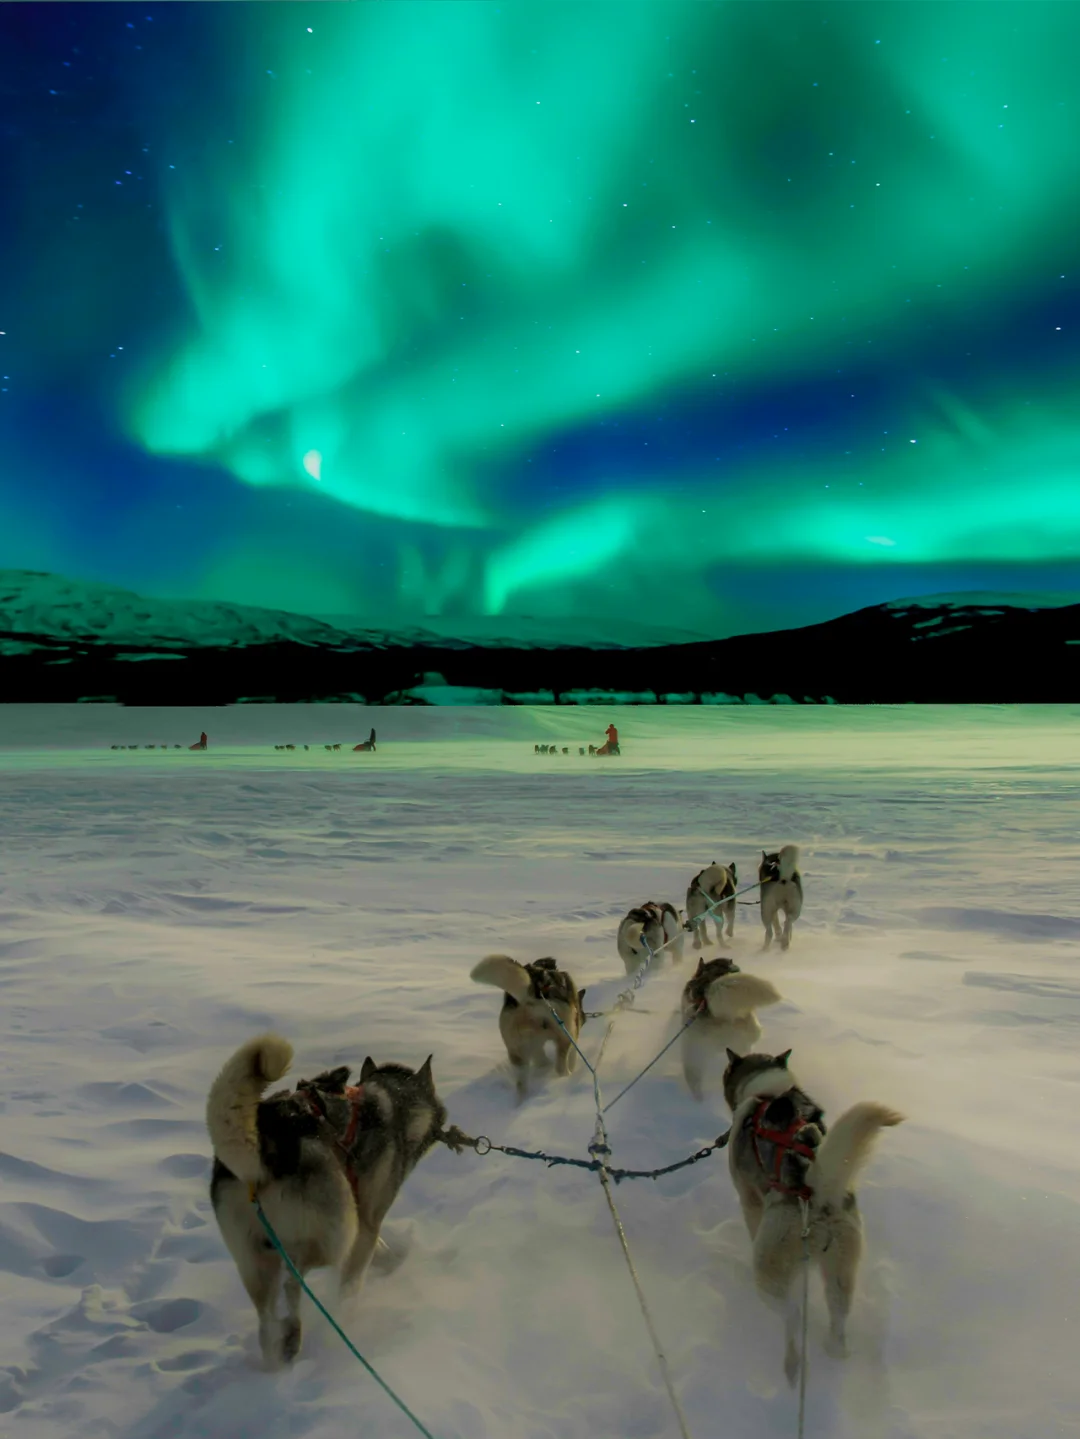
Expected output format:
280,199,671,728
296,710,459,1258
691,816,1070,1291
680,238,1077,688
749,1097,818,1202
296,1080,367,1199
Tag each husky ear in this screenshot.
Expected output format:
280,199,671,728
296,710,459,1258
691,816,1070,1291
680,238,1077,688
415,1055,435,1093
775,1049,792,1068
360,1056,378,1082
578,988,587,1005
725,1048,743,1065
694,957,706,977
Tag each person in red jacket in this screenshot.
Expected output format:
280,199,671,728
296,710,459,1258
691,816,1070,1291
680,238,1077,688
189,731,207,751
598,723,620,756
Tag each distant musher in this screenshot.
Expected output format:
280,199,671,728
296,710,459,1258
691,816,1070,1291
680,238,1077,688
189,731,208,751
596,723,620,756
353,728,377,753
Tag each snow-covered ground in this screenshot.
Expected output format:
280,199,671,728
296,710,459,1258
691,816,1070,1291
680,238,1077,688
1,704,1078,1439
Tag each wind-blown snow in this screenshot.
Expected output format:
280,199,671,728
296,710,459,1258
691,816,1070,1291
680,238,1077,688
1,704,1078,1439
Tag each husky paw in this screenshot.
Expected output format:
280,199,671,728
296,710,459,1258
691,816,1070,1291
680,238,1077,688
281,1318,302,1364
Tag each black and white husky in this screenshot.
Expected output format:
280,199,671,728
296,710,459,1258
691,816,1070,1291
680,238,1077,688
678,956,782,1100
722,1048,904,1384
685,862,738,948
206,1035,447,1367
759,845,803,951
616,900,684,972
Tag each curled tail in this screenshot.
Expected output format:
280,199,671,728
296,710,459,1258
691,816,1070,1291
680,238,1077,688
206,1034,293,1186
620,918,646,952
811,1101,905,1208
705,972,783,1021
778,845,800,882
471,954,532,1003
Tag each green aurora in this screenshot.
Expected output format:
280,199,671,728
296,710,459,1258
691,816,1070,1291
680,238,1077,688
2,1,1077,634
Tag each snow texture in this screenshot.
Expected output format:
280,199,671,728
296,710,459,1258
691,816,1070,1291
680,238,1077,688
1,703,1078,1439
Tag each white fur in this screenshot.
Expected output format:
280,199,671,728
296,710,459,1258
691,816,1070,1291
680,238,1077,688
205,1033,293,1186
470,954,532,1002
808,1101,905,1208
761,846,803,952
777,844,800,882
705,972,782,1022
733,1064,797,1107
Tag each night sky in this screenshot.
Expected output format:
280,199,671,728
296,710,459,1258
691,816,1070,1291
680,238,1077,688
1,1,1077,639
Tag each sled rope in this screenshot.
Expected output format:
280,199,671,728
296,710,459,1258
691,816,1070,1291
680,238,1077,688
250,1196,438,1439
797,1196,811,1439
686,875,769,933
602,1012,701,1113
437,1124,730,1182
532,938,696,1439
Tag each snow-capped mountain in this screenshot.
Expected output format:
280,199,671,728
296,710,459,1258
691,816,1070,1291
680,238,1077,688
0,570,1077,704
0,571,707,655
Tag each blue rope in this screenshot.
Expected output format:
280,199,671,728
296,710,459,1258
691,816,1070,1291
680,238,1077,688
602,1013,700,1113
685,876,764,934
251,1197,438,1439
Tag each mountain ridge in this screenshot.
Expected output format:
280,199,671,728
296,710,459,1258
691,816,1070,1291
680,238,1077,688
1,569,1078,704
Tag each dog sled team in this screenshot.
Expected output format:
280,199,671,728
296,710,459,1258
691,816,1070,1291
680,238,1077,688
535,722,620,757
207,838,904,1391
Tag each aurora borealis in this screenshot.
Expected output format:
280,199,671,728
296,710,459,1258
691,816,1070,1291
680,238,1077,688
2,1,1077,638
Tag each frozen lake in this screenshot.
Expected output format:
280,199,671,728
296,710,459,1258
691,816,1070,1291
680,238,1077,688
1,705,1078,1438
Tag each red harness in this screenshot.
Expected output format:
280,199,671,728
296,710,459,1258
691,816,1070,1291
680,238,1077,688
750,1097,818,1202
298,1082,366,1198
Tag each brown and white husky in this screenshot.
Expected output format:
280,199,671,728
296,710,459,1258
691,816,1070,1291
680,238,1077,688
471,955,587,1102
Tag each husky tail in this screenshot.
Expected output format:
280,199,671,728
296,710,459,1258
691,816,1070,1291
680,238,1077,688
777,845,800,882
471,954,532,1003
811,1101,905,1208
705,972,783,1021
206,1034,293,1186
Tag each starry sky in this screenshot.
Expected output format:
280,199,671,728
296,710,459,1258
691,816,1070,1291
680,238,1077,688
1,1,1078,640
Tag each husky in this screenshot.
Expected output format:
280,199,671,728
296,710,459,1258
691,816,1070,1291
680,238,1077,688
759,845,803,951
617,900,684,973
722,1048,904,1384
679,956,783,1100
471,955,586,1102
685,862,738,949
206,1035,447,1368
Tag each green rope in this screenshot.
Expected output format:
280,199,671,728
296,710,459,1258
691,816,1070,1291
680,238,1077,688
251,1197,438,1439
